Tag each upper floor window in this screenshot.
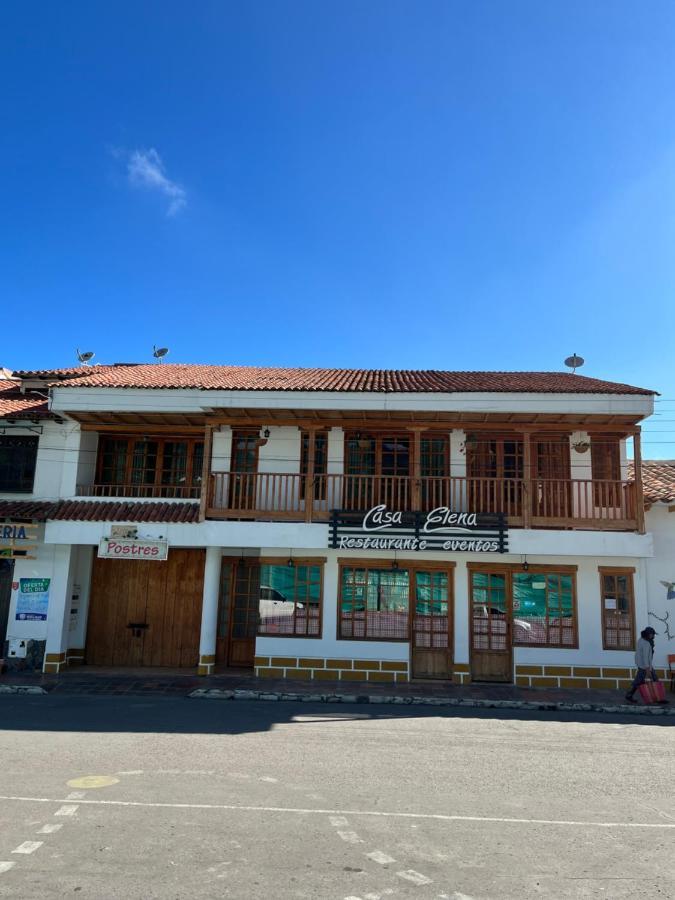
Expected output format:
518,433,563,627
97,436,203,497
0,436,39,493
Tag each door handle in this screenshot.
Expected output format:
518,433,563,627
127,622,149,638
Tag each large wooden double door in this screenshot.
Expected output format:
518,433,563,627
86,549,205,667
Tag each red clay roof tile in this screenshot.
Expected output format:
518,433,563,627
11,364,656,395
628,461,675,505
0,381,52,420
0,500,199,523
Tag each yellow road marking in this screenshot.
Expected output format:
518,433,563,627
66,775,120,789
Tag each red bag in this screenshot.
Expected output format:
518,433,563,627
638,679,666,704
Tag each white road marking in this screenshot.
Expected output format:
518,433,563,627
260,776,278,783
54,805,78,816
367,850,397,865
12,841,43,855
117,770,143,775
66,791,86,800
338,830,364,844
397,870,432,886
0,862,16,874
330,816,349,827
37,824,63,834
1,795,674,830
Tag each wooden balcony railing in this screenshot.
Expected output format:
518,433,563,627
206,472,639,531
77,483,201,500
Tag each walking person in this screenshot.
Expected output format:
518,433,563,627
625,626,667,703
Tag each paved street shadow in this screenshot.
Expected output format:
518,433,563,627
0,694,672,735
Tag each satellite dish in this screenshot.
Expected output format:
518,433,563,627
77,349,95,365
564,354,584,374
153,346,169,362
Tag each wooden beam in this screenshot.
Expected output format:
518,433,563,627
522,430,532,528
80,423,205,434
632,428,646,535
304,426,317,523
199,425,214,522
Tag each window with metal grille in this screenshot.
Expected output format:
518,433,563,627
339,566,409,641
257,563,322,637
599,567,635,650
0,436,38,493
512,571,577,647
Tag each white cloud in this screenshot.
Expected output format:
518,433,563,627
126,148,186,216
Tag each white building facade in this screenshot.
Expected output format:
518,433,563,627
0,363,667,693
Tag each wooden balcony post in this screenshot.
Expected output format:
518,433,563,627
199,424,214,522
408,427,423,511
304,426,317,522
522,429,532,528
633,428,646,534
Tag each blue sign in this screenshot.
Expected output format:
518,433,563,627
15,578,50,621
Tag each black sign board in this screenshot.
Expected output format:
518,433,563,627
329,506,508,553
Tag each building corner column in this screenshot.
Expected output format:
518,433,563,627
43,545,76,674
198,547,222,675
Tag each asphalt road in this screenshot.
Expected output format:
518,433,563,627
0,695,673,900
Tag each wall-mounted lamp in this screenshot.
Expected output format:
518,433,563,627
522,558,529,572
572,440,590,454
263,428,270,439
287,550,294,568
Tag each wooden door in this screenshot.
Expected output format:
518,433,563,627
411,568,452,679
229,431,260,511
467,436,523,517
143,549,204,667
215,560,259,668
379,435,410,509
469,569,512,682
533,437,571,520
0,559,13,647
86,550,204,668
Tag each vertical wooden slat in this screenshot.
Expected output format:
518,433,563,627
304,427,317,522
522,431,532,528
199,425,213,521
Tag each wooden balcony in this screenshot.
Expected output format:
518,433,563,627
205,472,639,531
77,483,201,500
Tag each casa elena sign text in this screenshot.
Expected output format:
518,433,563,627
329,505,508,553
98,538,169,560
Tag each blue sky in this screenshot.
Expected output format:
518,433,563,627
2,2,675,454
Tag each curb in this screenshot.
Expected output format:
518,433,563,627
188,688,675,716
0,685,47,695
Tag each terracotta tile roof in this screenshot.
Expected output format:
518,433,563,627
0,500,55,521
628,461,675,505
0,380,52,420
11,364,656,395
51,500,200,523
0,499,199,523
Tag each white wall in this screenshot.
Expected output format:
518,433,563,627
643,504,675,667
51,385,655,419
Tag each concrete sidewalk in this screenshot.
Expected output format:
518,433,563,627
1,666,673,716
